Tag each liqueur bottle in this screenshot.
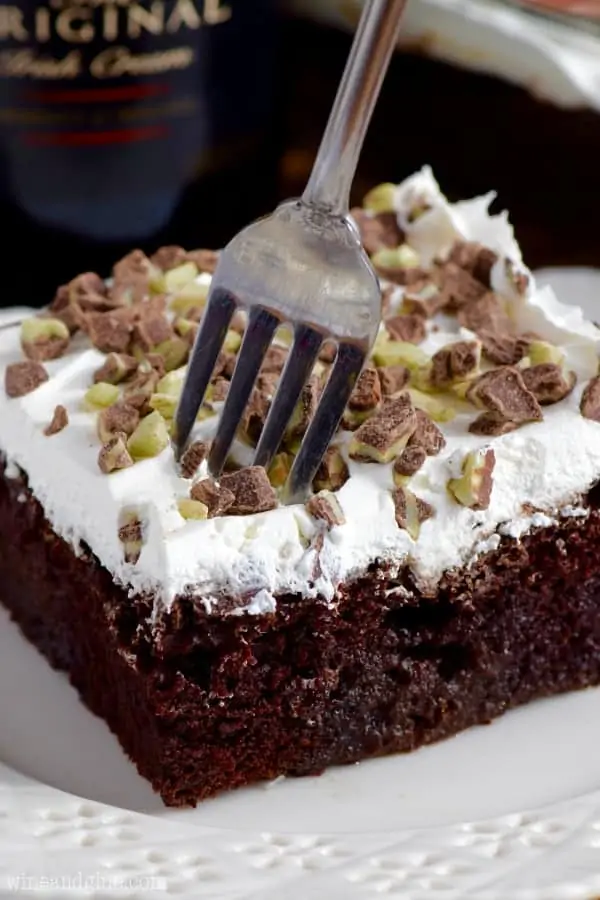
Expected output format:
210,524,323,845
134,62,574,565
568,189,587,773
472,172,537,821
0,0,279,302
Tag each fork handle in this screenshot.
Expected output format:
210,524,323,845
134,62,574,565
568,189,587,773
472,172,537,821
302,0,407,216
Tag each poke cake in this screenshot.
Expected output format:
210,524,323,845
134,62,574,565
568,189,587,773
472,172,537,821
2,169,600,807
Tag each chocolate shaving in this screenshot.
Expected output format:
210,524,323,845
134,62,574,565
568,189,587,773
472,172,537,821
407,409,446,456
84,309,133,354
521,364,576,406
5,361,48,398
190,479,235,517
447,240,498,287
150,245,187,270
467,367,543,424
580,375,600,422
384,314,426,345
430,340,479,388
220,466,277,515
377,364,409,397
313,446,349,493
93,353,138,385
180,441,210,479
394,445,427,478
44,404,68,436
306,491,345,528
348,367,381,412
350,208,403,255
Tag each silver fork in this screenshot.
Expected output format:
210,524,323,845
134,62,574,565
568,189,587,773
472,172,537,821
174,0,407,503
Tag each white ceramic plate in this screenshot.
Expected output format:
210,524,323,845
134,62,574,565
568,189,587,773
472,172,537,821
2,269,600,899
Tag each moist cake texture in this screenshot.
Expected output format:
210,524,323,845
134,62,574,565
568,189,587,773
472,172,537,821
2,169,600,805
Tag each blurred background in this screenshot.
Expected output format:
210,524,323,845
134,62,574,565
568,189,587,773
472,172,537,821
1,0,599,302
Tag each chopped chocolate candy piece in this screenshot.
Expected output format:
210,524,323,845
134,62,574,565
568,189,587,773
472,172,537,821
190,478,235,517
123,370,159,414
98,434,134,474
372,245,421,284
150,245,187,270
393,445,427,479
348,367,381,412
144,353,166,378
392,485,434,539
457,292,511,335
319,341,337,364
21,316,70,362
185,248,219,273
430,340,480,388
214,350,237,379
448,240,498,287
132,313,172,352
448,447,496,510
468,412,519,437
350,208,403,255
286,376,321,438
435,262,488,311
180,441,210,479
480,331,528,366
220,466,278,515
5,361,48,398
313,446,349,493
211,377,229,402
381,285,395,317
580,376,600,422
83,382,120,411
384,314,426,345
241,384,272,443
117,509,145,562
97,402,140,444
111,249,154,304
407,409,446,456
373,335,429,371
377,364,409,396
261,345,288,374
521,364,576,406
44,404,68,436
402,279,445,318
467,367,542,424
306,491,345,528
84,309,133,354
154,337,189,372
349,393,417,464
127,410,170,460
93,353,138,385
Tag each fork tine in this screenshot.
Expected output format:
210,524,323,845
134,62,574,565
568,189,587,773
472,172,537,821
173,286,236,458
208,306,280,477
253,324,323,471
285,341,366,504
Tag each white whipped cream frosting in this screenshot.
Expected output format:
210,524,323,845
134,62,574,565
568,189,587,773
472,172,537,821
2,167,600,617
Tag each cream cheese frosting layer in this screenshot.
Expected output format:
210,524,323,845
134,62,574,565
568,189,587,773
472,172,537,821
2,167,600,616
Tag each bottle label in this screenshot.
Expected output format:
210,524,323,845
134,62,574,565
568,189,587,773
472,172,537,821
0,0,276,240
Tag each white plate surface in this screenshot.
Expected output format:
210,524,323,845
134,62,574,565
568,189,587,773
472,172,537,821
1,269,600,899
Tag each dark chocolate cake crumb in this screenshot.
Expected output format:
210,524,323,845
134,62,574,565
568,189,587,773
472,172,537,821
467,367,542,425
220,467,278,516
44,405,68,436
190,479,235,518
521,363,576,405
5,361,48,398
306,491,345,528
580,375,600,422
180,441,210,479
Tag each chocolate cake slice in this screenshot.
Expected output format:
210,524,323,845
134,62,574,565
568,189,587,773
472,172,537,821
2,170,600,807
